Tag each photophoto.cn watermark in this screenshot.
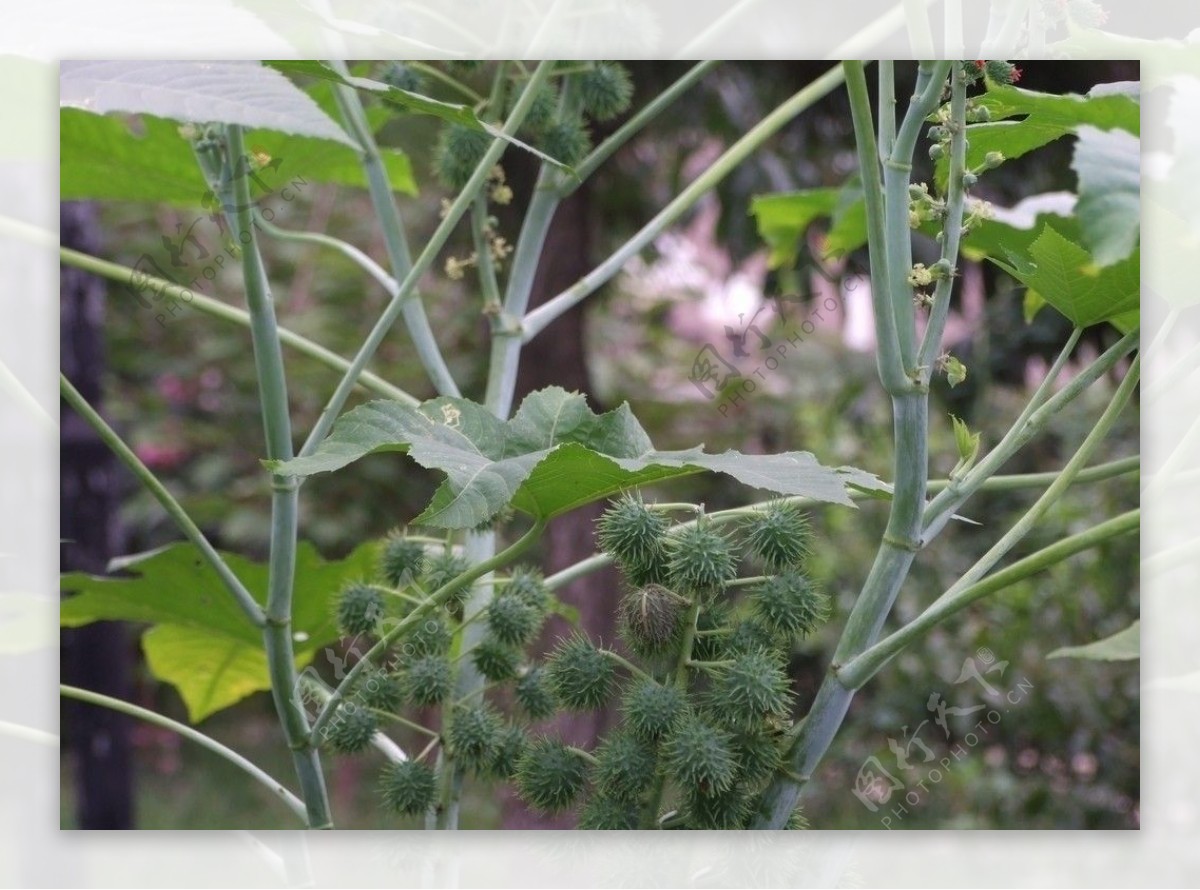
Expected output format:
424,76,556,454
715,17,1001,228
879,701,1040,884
851,646,1034,828
687,255,868,416
124,148,307,327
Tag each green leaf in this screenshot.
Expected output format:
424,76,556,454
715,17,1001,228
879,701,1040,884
749,181,866,269
268,388,885,529
60,107,415,206
939,79,1139,183
1048,620,1139,661
60,61,355,146
999,226,1139,333
1071,125,1140,267
61,541,378,722
265,60,571,173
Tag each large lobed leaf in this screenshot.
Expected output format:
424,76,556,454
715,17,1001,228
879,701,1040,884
61,541,378,722
269,388,886,529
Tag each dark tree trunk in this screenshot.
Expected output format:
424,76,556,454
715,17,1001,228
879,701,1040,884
60,201,134,829
499,168,623,830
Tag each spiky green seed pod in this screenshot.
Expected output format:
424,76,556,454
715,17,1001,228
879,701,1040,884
484,723,529,780
486,589,543,647
360,670,405,713
434,124,492,190
504,566,552,613
621,679,687,742
324,704,377,755
508,82,558,135
577,62,633,121
514,737,589,812
691,600,734,663
381,62,425,94
731,729,785,786
514,665,557,720
378,759,436,816
445,703,502,773
786,805,810,829
334,581,386,638
722,617,785,657
984,60,1021,85
618,584,685,657
538,115,591,168
592,730,657,802
751,570,830,638
471,635,521,682
379,533,427,587
681,782,752,829
708,649,794,731
743,501,811,571
663,713,738,794
403,614,453,658
546,633,615,710
666,519,738,597
423,550,472,594
578,794,640,829
596,494,670,577
403,654,453,706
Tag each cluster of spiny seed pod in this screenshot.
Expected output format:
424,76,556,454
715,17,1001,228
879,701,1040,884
320,490,824,828
319,529,559,818
419,60,634,190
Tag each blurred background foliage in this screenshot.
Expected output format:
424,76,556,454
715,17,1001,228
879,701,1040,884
63,60,1138,829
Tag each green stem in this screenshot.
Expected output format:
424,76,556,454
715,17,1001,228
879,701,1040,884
327,61,461,401
309,521,545,745
221,125,331,830
600,649,654,683
61,684,307,824
521,63,848,341
58,247,418,407
843,61,908,393
303,60,556,456
59,375,264,626
471,197,504,313
566,746,600,767
878,61,896,160
916,64,969,377
885,60,952,372
840,510,1139,689
252,210,396,299
407,62,485,103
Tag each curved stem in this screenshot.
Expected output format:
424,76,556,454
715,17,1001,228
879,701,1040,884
57,247,418,407
221,124,331,829
59,374,264,626
522,63,848,341
61,684,307,824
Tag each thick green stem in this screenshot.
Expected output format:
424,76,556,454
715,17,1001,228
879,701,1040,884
878,61,896,160
220,125,331,829
522,63,847,341
59,375,264,626
752,62,955,829
843,61,908,393
61,685,307,824
841,355,1141,687
58,247,418,406
302,60,555,457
